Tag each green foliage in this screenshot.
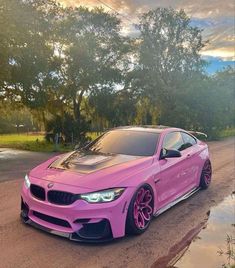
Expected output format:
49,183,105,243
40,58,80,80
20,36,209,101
134,98,159,125
213,67,235,128
48,6,132,137
0,102,39,134
220,128,235,138
0,133,71,152
135,8,205,100
89,88,136,128
45,112,90,143
0,0,56,107
0,134,43,143
0,133,99,152
0,1,234,144
130,8,234,139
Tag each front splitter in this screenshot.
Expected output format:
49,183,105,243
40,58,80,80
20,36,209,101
21,214,114,243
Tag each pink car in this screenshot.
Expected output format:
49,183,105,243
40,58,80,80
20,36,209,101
21,126,212,242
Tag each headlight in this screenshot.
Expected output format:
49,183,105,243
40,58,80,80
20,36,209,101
24,174,31,188
80,188,125,203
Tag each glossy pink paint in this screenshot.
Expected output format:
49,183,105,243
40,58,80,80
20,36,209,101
21,127,210,240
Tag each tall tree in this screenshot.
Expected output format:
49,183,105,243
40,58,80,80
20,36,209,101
133,8,206,124
0,0,59,117
52,7,132,139
213,67,235,129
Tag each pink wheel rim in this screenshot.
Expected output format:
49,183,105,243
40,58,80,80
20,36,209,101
133,187,153,229
203,161,212,185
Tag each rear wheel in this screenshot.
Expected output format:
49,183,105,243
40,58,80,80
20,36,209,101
200,160,212,189
126,184,154,235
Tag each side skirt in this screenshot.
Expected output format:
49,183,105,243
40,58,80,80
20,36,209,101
154,187,200,217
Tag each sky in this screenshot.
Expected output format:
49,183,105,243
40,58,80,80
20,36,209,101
58,0,235,72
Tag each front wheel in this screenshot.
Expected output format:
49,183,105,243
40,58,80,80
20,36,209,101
126,184,154,235
200,160,212,189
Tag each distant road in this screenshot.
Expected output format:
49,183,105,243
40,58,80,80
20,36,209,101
0,148,56,182
0,137,234,268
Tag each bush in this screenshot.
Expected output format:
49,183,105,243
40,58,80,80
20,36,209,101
45,113,90,144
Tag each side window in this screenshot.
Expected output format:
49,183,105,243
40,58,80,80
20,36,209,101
163,132,184,151
181,132,197,150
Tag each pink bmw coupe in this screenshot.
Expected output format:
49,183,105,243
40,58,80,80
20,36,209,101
21,126,212,242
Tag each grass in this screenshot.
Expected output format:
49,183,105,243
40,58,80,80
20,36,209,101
0,134,44,143
0,132,101,152
0,128,234,152
0,134,71,152
220,128,235,138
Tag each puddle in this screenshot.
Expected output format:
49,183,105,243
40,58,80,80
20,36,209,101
153,193,235,268
0,149,23,159
0,148,37,159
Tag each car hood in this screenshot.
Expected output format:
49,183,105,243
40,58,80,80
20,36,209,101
30,151,153,190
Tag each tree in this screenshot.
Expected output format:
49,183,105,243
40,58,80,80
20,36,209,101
134,97,160,125
133,8,206,124
0,102,38,134
213,67,235,129
0,0,60,126
50,6,132,139
0,1,133,141
0,2,232,141
89,88,137,128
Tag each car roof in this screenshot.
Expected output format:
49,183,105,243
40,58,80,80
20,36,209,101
111,125,177,134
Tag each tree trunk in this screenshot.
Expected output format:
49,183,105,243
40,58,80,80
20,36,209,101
73,88,87,140
73,98,81,140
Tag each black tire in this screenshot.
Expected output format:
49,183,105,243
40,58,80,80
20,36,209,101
200,160,212,189
126,184,154,235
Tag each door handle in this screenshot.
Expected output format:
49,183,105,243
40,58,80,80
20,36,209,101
186,154,191,158
154,178,161,184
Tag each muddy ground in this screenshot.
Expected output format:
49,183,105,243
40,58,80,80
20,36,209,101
0,137,234,268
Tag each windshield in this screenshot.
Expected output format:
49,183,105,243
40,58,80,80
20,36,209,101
86,130,159,156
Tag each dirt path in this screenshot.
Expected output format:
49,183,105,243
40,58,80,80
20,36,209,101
0,138,234,268
0,148,56,182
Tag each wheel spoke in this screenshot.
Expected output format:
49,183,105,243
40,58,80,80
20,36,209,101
203,161,212,185
138,212,145,228
133,187,153,230
136,188,145,204
134,211,145,228
142,205,153,221
142,191,152,205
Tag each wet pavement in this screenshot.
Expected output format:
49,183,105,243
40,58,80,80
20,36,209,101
151,193,235,267
0,148,56,182
170,193,235,268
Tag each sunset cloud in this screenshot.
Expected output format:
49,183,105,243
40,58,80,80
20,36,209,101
58,0,235,60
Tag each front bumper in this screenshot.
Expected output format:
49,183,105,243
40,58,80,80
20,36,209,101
21,202,113,242
21,179,133,242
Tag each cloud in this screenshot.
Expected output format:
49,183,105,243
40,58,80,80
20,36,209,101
201,48,235,61
190,17,234,60
58,0,235,60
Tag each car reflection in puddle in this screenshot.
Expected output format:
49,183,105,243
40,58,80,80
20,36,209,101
153,192,235,268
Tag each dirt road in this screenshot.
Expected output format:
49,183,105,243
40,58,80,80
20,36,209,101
0,138,234,268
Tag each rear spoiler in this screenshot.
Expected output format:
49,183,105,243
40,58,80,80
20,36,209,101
188,131,207,139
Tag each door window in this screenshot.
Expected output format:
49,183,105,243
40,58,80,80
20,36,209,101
163,132,184,151
181,132,197,150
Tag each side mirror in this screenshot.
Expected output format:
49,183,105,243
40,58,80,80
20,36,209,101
160,148,181,159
